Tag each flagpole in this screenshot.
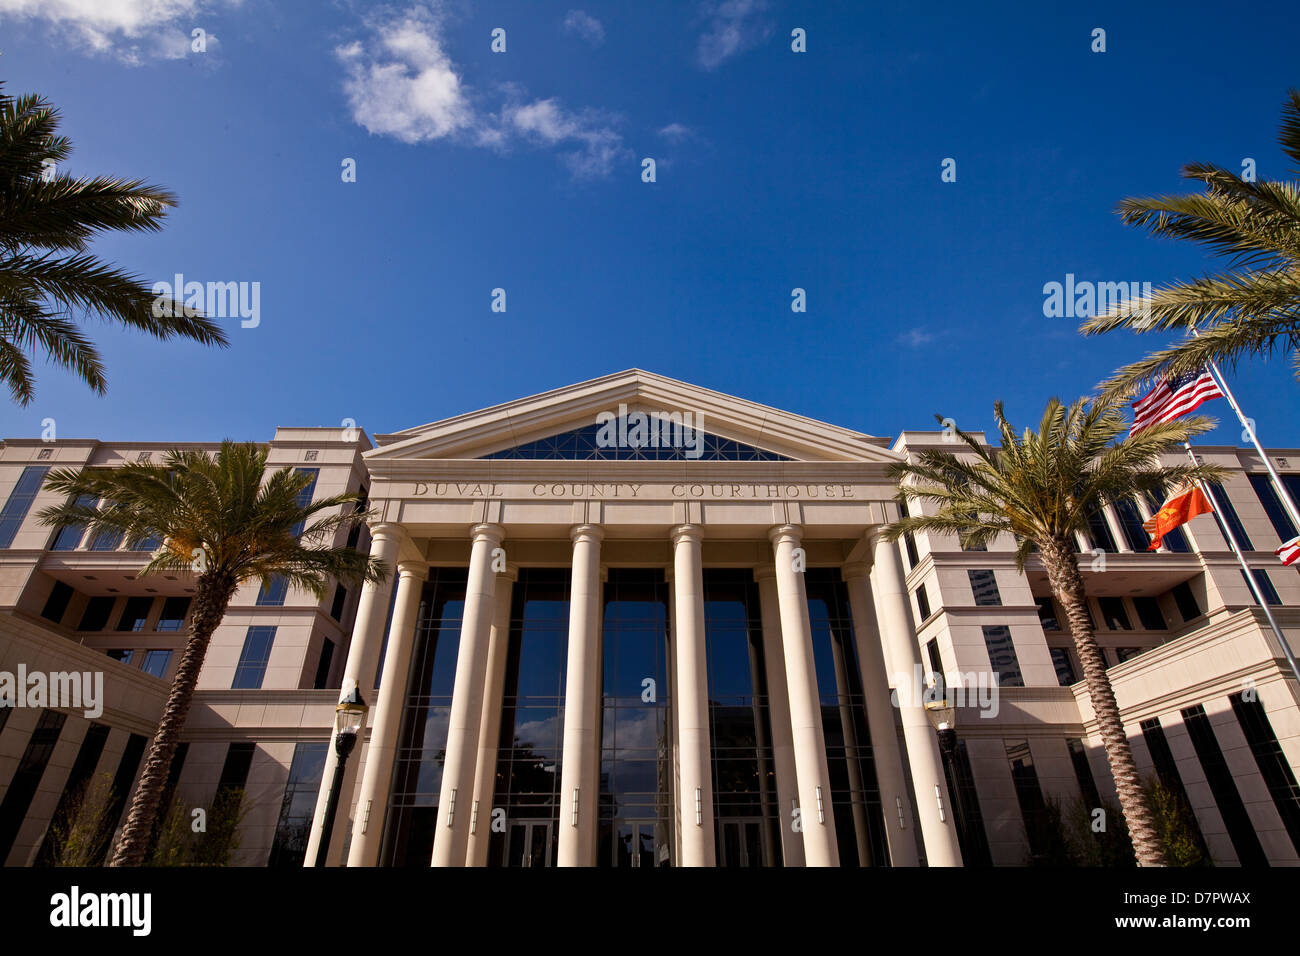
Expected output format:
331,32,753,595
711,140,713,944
1184,442,1300,686
1191,329,1300,533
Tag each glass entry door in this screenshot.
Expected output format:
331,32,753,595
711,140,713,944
611,818,660,868
505,820,553,867
717,818,766,867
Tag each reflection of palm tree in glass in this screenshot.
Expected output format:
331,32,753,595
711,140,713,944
499,735,559,817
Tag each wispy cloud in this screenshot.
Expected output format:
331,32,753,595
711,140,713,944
336,3,629,179
0,0,227,65
658,122,693,142
562,9,605,47
897,328,935,348
696,0,772,70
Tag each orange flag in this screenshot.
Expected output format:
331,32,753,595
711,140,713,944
1142,486,1213,551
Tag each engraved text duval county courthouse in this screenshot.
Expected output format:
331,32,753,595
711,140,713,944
409,482,864,499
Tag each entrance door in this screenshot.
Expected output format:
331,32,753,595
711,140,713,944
505,820,553,867
611,818,658,868
717,818,766,867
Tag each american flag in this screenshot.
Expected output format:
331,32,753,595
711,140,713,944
1130,369,1224,436
1277,535,1300,566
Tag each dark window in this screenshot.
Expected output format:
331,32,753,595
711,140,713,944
1171,582,1202,622
1005,739,1053,861
50,495,96,551
78,596,115,632
926,637,946,696
483,421,790,461
268,742,329,867
256,575,289,607
1241,568,1282,607
1230,691,1300,855
217,743,255,795
102,734,148,852
1086,510,1118,553
1181,704,1267,866
915,584,931,621
1137,718,1207,865
313,639,335,689
35,723,110,865
233,626,276,689
0,466,49,548
1145,492,1190,552
982,625,1023,687
40,581,74,624
1035,597,1060,631
106,649,133,666
289,468,320,538
128,534,162,552
1113,647,1143,665
87,528,124,551
1067,738,1101,809
1049,647,1077,685
967,569,1001,606
155,597,190,631
0,710,67,860
1249,474,1297,541
1206,482,1253,551
1115,498,1150,552
899,500,920,568
116,596,153,632
140,649,172,679
1098,597,1131,630
1132,596,1166,630
944,739,992,866
330,584,347,621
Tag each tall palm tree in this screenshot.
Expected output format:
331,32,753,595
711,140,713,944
0,82,227,405
36,441,386,867
883,397,1223,867
1081,89,1300,395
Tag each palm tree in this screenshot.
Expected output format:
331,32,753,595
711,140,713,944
0,82,227,404
1080,89,1300,395
883,396,1223,867
36,441,386,867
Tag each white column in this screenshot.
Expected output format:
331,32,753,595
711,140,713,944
466,564,516,866
868,527,963,867
557,525,603,866
347,560,427,866
304,522,403,866
768,525,839,866
755,567,806,866
432,524,505,867
842,561,921,866
672,524,715,866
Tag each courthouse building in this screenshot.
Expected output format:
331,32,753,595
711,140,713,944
0,370,1299,867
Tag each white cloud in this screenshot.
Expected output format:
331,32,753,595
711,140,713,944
337,5,628,179
658,122,692,142
562,9,604,46
0,0,226,64
696,0,771,70
897,328,935,348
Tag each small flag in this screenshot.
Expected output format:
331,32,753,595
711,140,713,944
1277,535,1300,566
1143,485,1214,550
1130,369,1224,436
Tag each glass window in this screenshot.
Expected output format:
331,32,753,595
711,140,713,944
1049,647,1077,685
268,742,329,867
967,569,1001,606
313,639,335,689
233,626,276,689
1241,568,1282,606
1171,581,1202,622
129,534,162,552
0,710,66,858
1249,474,1297,541
115,596,153,631
40,581,74,624
88,528,124,551
1035,596,1060,631
106,649,133,665
78,596,115,632
50,495,96,551
1005,739,1052,861
1086,510,1118,553
1132,596,1166,630
1098,597,1131,630
1115,498,1150,552
1145,491,1190,552
1067,738,1101,809
0,466,49,548
1113,647,1143,664
1230,691,1300,855
982,625,1023,687
915,583,931,621
256,575,289,606
1206,482,1253,551
899,499,920,568
330,584,347,621
483,421,790,461
1181,704,1267,865
289,468,320,538
155,597,190,631
140,649,172,679
925,638,945,691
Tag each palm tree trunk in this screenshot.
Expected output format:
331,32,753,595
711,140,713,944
1039,535,1167,867
109,570,237,867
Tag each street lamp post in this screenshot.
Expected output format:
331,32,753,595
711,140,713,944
314,684,368,867
923,687,966,849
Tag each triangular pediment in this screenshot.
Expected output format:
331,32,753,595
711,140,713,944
368,370,900,464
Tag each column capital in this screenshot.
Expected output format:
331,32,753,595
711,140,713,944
768,523,802,546
753,565,777,583
570,523,604,544
470,523,505,544
670,523,703,545
842,560,872,582
497,562,520,583
396,560,429,581
367,521,406,543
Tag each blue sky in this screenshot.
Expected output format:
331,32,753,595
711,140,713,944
0,0,1298,450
